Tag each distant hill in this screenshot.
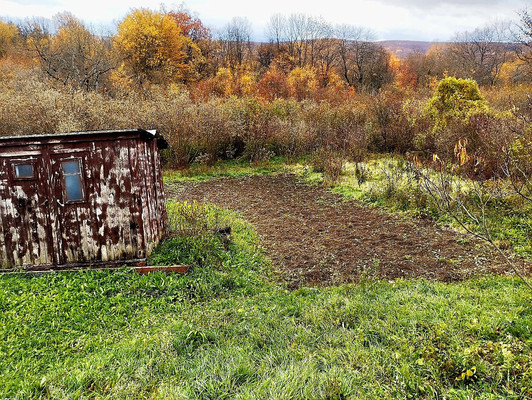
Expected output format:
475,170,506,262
253,39,516,60
379,40,519,59
379,40,439,59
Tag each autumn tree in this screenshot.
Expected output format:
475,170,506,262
167,8,213,79
267,13,285,51
403,46,448,87
314,36,338,78
281,14,332,68
25,12,114,91
288,66,318,100
256,43,278,71
114,9,202,86
335,25,392,92
306,18,335,70
256,65,290,100
218,17,252,71
511,7,532,80
167,9,210,41
264,14,395,91
209,67,234,96
447,22,513,85
0,20,19,58
389,54,418,89
514,7,532,59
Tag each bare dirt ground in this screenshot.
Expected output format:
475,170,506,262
169,173,525,288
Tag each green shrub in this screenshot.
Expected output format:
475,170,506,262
425,77,488,131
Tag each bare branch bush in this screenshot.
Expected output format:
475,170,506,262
501,116,532,202
410,147,532,290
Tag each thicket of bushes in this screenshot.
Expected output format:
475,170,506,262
2,62,530,180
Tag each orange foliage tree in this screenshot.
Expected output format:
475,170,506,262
389,54,418,90
167,9,213,79
114,9,203,86
167,9,210,41
257,66,289,101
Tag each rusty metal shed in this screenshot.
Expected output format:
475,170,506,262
0,129,168,271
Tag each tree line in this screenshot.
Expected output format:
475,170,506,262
1,6,532,98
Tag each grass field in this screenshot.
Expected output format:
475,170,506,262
2,268,531,398
1,160,531,399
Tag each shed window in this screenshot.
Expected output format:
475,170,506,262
14,163,34,179
62,160,84,202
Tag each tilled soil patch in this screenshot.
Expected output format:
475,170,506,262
168,173,526,288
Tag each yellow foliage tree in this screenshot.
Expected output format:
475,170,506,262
26,13,114,90
233,69,256,97
287,66,318,101
0,21,19,57
114,9,202,86
498,59,530,84
211,67,234,96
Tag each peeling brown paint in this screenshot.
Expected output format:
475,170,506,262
0,129,168,271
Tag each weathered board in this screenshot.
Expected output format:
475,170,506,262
0,129,167,271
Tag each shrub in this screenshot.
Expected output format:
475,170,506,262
311,148,345,185
150,201,227,268
425,76,489,132
422,76,515,175
367,89,415,153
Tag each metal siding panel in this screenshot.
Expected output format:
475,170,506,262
128,139,146,256
0,157,12,267
49,155,65,264
111,139,134,260
126,138,144,257
143,140,155,244
100,141,118,261
91,142,107,261
81,143,100,261
137,140,153,250
31,154,52,266
40,145,55,266
95,139,136,261
0,131,164,269
152,140,168,241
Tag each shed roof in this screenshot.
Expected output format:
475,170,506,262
0,129,168,148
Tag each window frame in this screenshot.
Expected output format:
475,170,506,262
60,157,86,204
12,160,36,181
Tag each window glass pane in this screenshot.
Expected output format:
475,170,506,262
14,164,34,178
62,160,80,174
64,174,83,201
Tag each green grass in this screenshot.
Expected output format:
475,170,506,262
1,199,532,399
1,271,531,399
163,157,288,183
2,161,531,399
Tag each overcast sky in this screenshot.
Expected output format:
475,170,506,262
0,0,529,41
